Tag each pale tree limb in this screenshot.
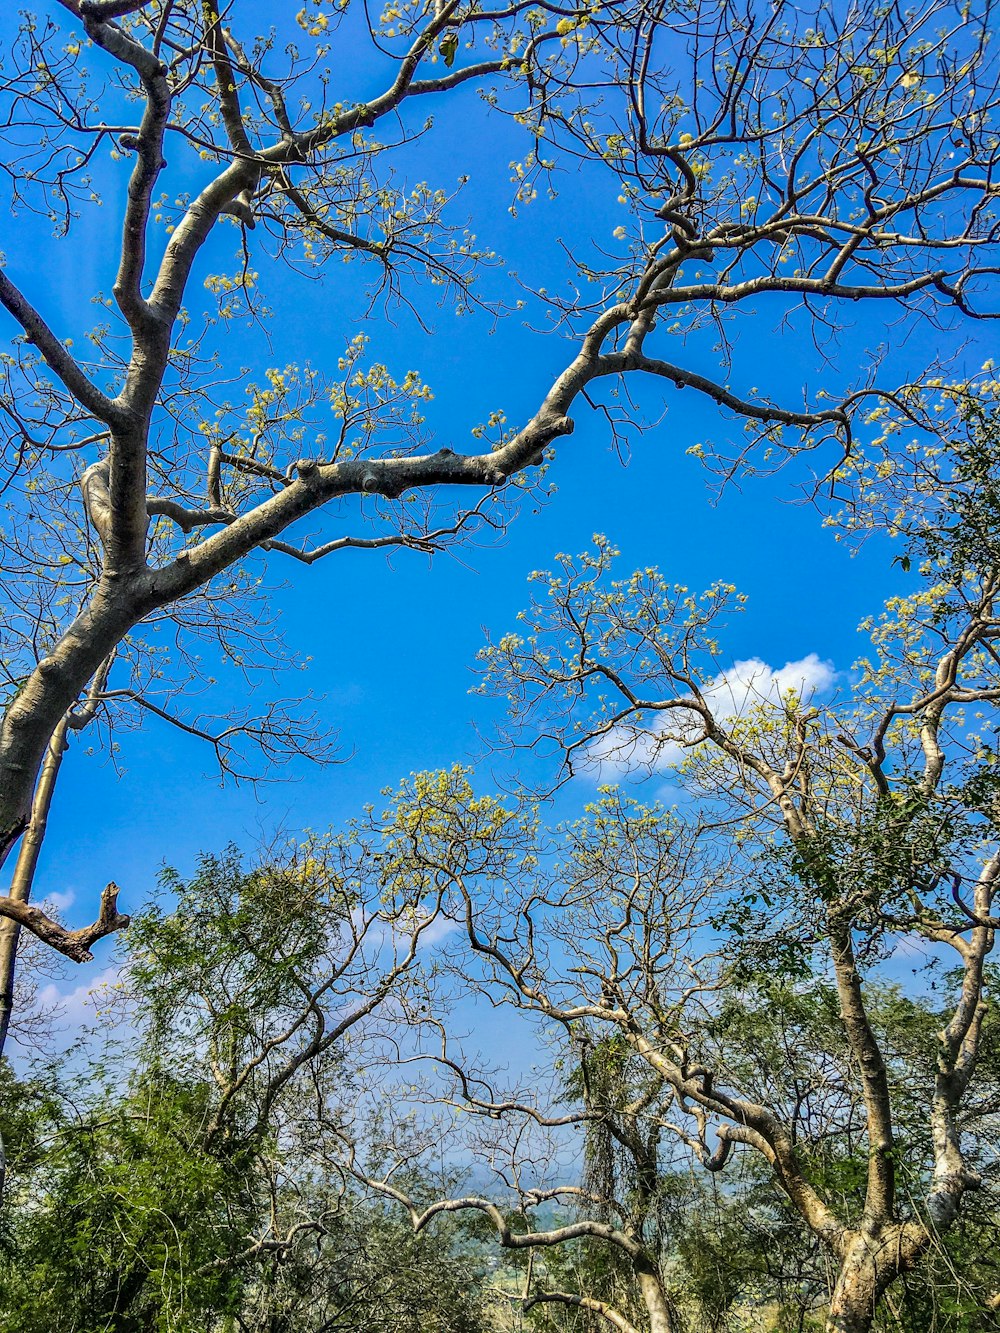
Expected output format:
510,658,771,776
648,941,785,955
524,1290,641,1333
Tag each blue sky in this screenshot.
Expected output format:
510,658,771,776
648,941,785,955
0,2,986,1026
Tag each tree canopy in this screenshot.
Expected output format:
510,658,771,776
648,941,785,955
1,0,1000,957
2,3,1000,1332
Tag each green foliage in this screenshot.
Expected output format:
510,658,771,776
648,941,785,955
0,1070,252,1333
0,844,493,1333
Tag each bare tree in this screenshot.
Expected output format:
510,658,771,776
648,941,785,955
468,428,1000,1328
1,0,999,974
349,802,717,1333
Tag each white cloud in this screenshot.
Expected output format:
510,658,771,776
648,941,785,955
351,906,461,958
39,888,76,916
702,652,834,717
35,965,122,1035
410,913,461,948
589,653,835,776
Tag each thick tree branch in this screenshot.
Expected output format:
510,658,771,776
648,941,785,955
524,1290,640,1333
0,273,120,425
0,881,128,963
827,913,897,1225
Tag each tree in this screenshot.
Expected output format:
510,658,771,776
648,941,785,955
0,822,462,1305
337,387,1000,1332
1,1047,494,1333
0,0,998,984
340,779,730,1333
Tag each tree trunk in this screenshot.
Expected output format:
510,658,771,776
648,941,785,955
0,713,69,1058
827,1245,879,1333
826,1226,925,1333
636,1259,674,1333
0,581,141,866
